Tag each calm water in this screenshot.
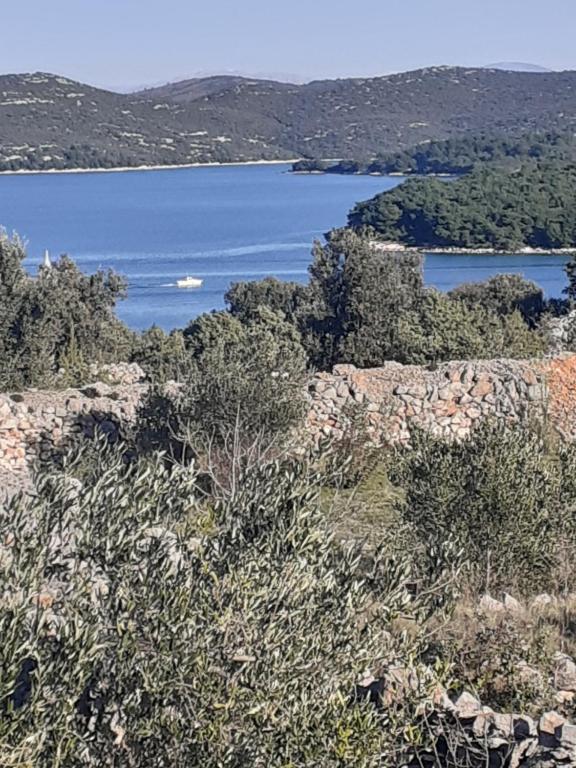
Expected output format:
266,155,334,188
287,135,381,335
0,163,569,330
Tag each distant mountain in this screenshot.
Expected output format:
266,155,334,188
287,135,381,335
136,75,295,104
486,62,553,73
1,66,576,171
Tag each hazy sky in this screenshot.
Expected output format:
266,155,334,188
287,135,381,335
2,0,574,90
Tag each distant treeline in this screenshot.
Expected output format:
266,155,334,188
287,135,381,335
292,131,576,177
348,161,576,250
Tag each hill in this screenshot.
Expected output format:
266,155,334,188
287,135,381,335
135,75,295,103
485,62,552,73
292,131,576,176
348,162,576,250
3,67,576,170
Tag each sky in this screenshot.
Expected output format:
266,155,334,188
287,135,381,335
1,0,574,91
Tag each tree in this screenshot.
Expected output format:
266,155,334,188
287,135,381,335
225,277,307,325
131,326,187,383
181,308,307,444
449,274,545,325
0,441,456,767
0,241,133,389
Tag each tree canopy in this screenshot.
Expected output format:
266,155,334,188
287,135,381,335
349,163,576,250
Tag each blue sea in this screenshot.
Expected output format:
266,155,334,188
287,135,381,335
0,163,569,330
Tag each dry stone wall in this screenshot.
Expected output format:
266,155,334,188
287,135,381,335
0,364,147,498
3,355,576,497
307,354,576,445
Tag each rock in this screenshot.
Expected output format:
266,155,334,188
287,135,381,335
555,690,575,706
539,711,566,747
472,710,495,737
560,723,576,747
332,364,356,376
491,712,514,736
532,593,555,610
515,661,543,688
454,691,482,719
554,654,576,692
431,683,455,712
503,593,523,613
479,594,505,614
510,738,538,768
470,378,493,398
336,382,349,399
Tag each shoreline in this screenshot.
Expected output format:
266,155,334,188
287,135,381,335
371,242,576,255
0,158,300,177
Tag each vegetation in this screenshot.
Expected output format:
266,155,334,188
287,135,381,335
227,230,545,371
387,423,576,592
5,415,576,762
349,163,576,250
292,131,576,176
5,67,576,170
0,440,459,767
0,234,132,389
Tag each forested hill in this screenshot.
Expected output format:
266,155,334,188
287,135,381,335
348,163,576,251
3,67,576,171
292,132,576,176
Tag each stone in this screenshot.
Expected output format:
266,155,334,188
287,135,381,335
332,364,356,376
510,739,538,768
555,690,575,706
336,382,349,399
539,711,566,747
560,723,576,747
532,593,555,610
454,691,482,719
515,661,543,688
470,378,493,398
479,594,505,614
554,654,576,692
503,593,523,613
492,712,514,736
522,369,538,386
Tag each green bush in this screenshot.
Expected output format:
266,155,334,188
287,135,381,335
387,423,572,592
180,307,308,444
0,442,458,767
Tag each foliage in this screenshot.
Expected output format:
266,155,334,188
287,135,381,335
392,292,543,365
131,326,188,383
349,163,576,250
449,273,545,326
293,131,576,176
0,235,133,389
179,307,307,443
387,423,575,592
0,441,459,767
225,276,308,325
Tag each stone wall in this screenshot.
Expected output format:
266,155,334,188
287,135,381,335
0,364,147,498
3,355,576,497
307,354,576,444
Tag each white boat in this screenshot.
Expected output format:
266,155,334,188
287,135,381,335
176,276,203,288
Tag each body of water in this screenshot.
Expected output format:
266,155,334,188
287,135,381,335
0,163,570,330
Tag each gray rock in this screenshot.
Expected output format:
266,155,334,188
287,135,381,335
554,654,576,692
454,691,482,719
479,594,505,614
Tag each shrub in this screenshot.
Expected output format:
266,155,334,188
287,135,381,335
387,423,568,592
0,442,458,767
180,307,308,444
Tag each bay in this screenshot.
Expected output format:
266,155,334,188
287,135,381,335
0,163,570,330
